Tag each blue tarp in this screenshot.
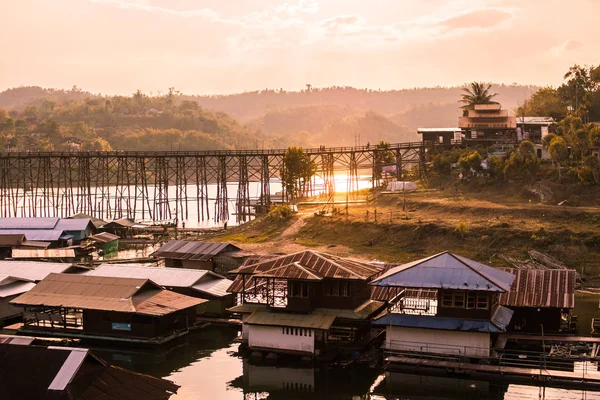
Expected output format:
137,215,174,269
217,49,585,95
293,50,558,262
372,313,504,333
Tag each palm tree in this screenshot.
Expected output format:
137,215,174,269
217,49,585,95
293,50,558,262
460,82,499,115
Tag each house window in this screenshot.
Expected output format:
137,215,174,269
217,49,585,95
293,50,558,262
340,282,351,297
324,281,350,296
442,292,453,307
290,281,309,298
477,292,489,309
466,292,476,309
308,329,312,337
453,292,465,308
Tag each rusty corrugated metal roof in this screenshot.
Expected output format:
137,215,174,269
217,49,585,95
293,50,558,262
88,232,119,244
151,240,241,261
229,250,383,281
244,310,336,330
499,268,576,309
11,273,204,316
11,248,76,259
0,234,25,246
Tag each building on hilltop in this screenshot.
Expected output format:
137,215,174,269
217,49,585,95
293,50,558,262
227,250,385,358
11,273,204,344
371,251,515,358
417,103,555,150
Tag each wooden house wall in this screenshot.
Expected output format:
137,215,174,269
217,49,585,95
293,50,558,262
0,295,22,323
82,308,193,338
284,279,371,312
165,258,214,271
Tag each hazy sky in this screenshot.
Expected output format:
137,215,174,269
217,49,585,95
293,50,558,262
1,0,599,95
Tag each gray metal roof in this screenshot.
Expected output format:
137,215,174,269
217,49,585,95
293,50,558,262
152,240,241,261
0,281,36,298
88,232,119,244
87,264,232,297
192,278,233,298
372,251,515,292
0,261,80,282
372,309,512,333
517,117,554,125
54,218,93,232
244,310,336,330
0,218,59,230
0,229,65,241
417,127,461,133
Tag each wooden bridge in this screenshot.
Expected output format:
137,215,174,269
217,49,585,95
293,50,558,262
0,142,430,223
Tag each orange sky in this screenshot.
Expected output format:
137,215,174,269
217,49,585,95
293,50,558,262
1,0,599,95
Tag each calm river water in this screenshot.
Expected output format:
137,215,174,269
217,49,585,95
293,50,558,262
86,291,600,400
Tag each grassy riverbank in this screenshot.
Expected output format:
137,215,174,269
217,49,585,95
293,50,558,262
207,180,600,286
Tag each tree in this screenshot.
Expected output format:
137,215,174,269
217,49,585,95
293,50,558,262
548,136,568,182
504,140,540,182
542,133,557,149
459,82,498,116
373,140,395,184
558,64,598,122
517,87,565,121
281,147,316,200
458,150,482,173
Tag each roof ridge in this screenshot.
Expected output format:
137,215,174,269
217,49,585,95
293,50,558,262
448,252,508,291
313,251,364,279
372,251,447,283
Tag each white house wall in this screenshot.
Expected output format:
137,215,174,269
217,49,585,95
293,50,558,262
248,325,315,354
386,326,490,358
241,315,250,340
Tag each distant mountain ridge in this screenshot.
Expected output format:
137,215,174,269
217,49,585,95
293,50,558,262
0,84,539,148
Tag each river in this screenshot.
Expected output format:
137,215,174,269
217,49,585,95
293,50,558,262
87,294,600,400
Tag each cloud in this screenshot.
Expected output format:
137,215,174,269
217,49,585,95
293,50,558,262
439,8,513,30
275,0,319,15
88,0,219,20
320,15,361,29
550,39,583,57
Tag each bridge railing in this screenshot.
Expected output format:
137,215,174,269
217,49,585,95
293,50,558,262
0,142,429,158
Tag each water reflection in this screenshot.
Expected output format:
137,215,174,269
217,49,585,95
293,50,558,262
231,359,379,400
85,319,600,400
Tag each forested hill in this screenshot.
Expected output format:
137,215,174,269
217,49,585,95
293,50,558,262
0,84,539,151
0,88,290,152
186,84,539,123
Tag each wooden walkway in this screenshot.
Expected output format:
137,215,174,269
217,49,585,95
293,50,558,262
504,333,600,343
386,356,600,385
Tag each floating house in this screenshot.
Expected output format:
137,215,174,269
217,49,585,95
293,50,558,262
152,240,244,273
86,263,234,316
0,337,179,399
0,234,25,259
499,268,576,333
371,251,515,358
100,218,144,238
88,232,120,253
0,261,88,324
227,250,385,358
0,217,95,247
11,273,205,344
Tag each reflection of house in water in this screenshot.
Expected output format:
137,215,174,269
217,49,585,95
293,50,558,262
230,359,380,399
227,250,385,359
371,251,515,358
371,371,508,399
